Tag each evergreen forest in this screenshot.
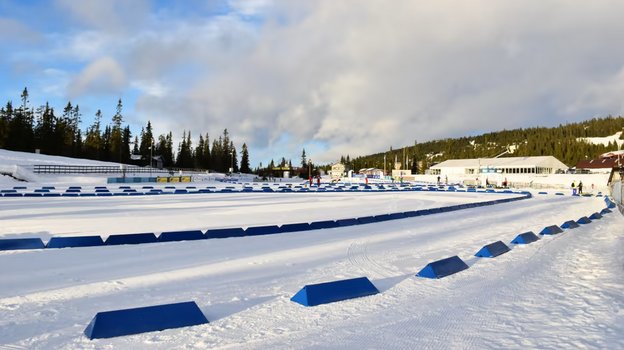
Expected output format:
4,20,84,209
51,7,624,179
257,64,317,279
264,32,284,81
0,88,251,173
340,116,624,173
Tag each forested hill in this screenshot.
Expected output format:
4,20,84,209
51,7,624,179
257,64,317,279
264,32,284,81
342,116,624,172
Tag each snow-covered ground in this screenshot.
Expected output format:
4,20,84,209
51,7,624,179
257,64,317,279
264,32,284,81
579,131,624,148
0,151,623,349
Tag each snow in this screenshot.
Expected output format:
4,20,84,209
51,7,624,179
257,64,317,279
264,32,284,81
0,150,623,349
578,131,624,148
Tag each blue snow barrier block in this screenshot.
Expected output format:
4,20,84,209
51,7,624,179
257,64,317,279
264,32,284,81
245,225,282,236
561,220,580,229
375,213,406,222
555,192,565,196
47,236,104,248
43,193,61,197
34,189,49,193
589,212,603,220
290,277,379,307
13,186,27,190
600,208,612,215
539,225,563,235
280,223,313,233
105,233,158,245
158,230,206,242
205,227,245,239
417,255,469,279
309,220,339,230
357,216,378,225
62,193,80,197
84,301,208,339
511,231,540,244
474,241,511,258
2,192,22,197
24,193,43,197
65,188,81,193
336,218,360,227
538,191,548,195
404,210,424,217
0,238,45,251
576,216,592,224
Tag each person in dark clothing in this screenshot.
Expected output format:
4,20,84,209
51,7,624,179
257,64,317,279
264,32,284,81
578,181,583,195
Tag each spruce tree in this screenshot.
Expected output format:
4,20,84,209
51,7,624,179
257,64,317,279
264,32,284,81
240,143,251,173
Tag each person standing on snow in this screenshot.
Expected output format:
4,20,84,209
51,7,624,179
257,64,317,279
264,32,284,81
578,181,583,195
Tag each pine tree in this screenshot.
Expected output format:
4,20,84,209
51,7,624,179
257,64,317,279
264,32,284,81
0,101,12,148
110,99,124,162
84,110,103,160
230,141,238,172
240,143,251,173
139,121,154,165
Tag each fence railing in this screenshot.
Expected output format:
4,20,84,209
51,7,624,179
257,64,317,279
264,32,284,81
29,165,201,175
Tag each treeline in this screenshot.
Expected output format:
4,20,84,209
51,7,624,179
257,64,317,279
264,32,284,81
342,116,624,172
0,88,251,173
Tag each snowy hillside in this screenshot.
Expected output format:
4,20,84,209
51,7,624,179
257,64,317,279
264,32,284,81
578,131,624,148
0,149,123,167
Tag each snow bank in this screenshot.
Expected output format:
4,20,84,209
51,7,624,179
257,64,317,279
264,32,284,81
0,164,40,183
578,131,624,147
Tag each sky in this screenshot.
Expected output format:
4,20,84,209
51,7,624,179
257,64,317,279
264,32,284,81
2,0,624,167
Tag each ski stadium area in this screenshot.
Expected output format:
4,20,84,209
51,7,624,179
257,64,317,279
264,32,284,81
0,150,622,349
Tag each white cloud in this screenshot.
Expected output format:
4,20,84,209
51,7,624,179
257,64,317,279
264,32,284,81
0,17,42,43
55,0,150,34
22,1,624,165
68,57,126,97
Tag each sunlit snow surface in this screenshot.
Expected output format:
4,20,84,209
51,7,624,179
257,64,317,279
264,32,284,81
0,149,622,349
1,186,622,349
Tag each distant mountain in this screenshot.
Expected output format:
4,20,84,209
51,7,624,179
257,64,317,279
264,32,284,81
341,116,624,172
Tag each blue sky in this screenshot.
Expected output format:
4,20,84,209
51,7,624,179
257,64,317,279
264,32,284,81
2,1,624,167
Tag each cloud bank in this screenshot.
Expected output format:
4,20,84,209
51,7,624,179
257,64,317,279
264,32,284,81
5,0,624,165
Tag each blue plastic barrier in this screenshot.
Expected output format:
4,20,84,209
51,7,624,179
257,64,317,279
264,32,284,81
245,225,282,236
404,210,424,217
538,192,548,195
336,218,359,227
309,220,339,230
417,255,469,279
561,220,580,229
511,231,540,244
0,238,45,251
576,216,592,224
47,236,104,248
158,230,206,242
205,227,245,239
291,277,379,307
600,208,612,215
280,223,313,233
84,301,208,339
540,225,563,235
589,212,602,220
474,241,510,258
105,233,158,245
24,193,43,197
357,216,377,224
43,193,61,197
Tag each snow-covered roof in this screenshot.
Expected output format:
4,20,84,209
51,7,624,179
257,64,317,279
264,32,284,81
431,156,567,169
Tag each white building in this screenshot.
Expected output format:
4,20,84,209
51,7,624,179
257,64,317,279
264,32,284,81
429,156,568,176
